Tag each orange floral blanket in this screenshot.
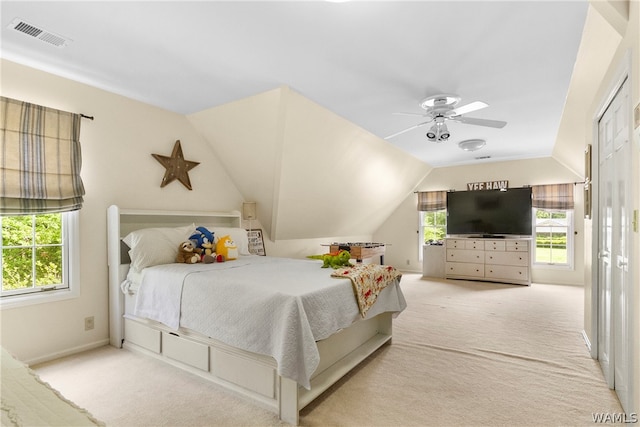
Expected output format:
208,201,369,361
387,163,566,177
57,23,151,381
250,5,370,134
332,264,402,317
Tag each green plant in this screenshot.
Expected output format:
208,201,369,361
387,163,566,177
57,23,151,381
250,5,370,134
1,214,63,290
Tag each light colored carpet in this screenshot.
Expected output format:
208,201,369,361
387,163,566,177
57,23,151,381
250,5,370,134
34,274,622,426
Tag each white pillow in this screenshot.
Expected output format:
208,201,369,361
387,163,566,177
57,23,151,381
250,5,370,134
209,227,251,255
123,224,195,272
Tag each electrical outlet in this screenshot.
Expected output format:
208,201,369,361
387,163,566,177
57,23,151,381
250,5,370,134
84,316,94,331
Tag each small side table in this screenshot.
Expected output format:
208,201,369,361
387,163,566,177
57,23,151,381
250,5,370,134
423,244,445,278
328,243,386,264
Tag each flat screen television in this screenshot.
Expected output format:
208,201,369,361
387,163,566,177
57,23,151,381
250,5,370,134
446,187,533,237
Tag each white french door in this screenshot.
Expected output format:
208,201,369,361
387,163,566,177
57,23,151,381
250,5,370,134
596,76,632,412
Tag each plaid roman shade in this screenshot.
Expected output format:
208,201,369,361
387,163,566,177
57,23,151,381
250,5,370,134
531,183,574,210
417,191,447,212
0,97,85,214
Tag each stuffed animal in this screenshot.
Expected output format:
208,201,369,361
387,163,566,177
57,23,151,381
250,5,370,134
216,235,238,261
189,226,216,256
307,250,352,269
176,240,202,264
189,226,217,263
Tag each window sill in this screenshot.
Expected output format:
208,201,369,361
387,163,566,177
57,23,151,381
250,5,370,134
532,263,574,271
0,287,79,310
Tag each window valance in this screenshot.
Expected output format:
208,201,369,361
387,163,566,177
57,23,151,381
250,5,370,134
417,191,447,212
1,97,85,214
531,183,574,210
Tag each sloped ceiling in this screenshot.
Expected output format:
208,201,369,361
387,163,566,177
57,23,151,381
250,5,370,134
0,1,589,167
188,86,431,240
552,4,624,175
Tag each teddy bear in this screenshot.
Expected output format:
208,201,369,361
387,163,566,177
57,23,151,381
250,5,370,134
176,240,202,264
216,235,238,261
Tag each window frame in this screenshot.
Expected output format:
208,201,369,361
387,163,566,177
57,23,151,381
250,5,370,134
0,210,80,309
532,208,574,270
419,209,447,260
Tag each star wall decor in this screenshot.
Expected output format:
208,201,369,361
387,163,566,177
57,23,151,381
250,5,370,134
152,140,200,190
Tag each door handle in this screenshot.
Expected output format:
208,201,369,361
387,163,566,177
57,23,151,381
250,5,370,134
616,256,628,269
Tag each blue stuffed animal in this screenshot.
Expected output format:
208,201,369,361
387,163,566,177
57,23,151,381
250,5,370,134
189,226,216,260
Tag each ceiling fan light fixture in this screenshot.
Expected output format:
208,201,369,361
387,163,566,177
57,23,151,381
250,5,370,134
426,123,450,142
458,139,486,151
439,123,450,140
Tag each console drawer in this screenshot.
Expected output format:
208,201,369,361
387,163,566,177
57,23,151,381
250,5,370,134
485,264,529,282
485,251,529,266
445,262,484,277
506,240,529,251
446,249,484,263
484,240,506,251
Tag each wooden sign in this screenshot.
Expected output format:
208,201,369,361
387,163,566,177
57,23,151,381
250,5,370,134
467,180,509,191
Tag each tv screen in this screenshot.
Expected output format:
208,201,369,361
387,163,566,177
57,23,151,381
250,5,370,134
446,187,533,236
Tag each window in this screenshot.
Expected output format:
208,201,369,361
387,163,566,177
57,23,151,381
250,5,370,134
533,208,573,267
1,211,79,307
421,209,446,244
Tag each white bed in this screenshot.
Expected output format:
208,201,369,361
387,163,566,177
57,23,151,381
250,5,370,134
107,205,406,425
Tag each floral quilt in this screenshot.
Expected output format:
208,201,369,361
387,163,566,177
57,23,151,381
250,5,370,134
332,264,402,317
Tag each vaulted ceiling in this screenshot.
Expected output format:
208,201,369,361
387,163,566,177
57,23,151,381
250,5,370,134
0,1,626,240
1,1,596,168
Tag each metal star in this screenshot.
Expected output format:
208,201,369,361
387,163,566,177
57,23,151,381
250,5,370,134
152,140,200,190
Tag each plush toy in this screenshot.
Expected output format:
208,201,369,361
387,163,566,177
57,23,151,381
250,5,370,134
190,226,216,256
216,235,238,261
307,250,352,269
176,241,202,264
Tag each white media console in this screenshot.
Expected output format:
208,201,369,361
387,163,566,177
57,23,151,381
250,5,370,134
444,237,531,286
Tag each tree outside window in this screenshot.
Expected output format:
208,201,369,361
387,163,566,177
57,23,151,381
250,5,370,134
1,213,66,295
421,210,446,244
534,209,572,265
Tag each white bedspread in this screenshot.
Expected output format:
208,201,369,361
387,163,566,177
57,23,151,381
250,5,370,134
133,256,406,389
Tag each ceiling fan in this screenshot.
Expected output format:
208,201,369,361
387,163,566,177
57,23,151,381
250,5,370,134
385,94,507,142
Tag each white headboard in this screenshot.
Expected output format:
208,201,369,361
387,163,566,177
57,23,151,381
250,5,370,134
106,205,242,347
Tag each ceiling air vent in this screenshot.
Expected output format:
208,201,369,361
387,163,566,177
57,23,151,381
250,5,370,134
9,18,71,48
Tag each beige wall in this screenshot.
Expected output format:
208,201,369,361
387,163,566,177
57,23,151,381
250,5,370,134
0,59,248,363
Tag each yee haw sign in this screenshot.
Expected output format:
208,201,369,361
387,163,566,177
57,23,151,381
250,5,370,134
467,180,509,191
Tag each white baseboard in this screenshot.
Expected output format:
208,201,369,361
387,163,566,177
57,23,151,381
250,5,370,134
26,339,110,366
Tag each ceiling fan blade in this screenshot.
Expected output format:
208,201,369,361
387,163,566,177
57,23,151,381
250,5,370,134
392,112,430,117
449,101,488,116
453,116,507,128
384,119,434,139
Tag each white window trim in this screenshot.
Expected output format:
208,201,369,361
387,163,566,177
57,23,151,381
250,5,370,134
418,210,446,261
532,208,574,270
0,211,80,310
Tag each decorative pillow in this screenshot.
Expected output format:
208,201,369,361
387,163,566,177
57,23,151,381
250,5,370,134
209,227,251,255
123,224,195,272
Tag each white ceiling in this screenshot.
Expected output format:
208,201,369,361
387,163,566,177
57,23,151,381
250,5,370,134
1,1,589,168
